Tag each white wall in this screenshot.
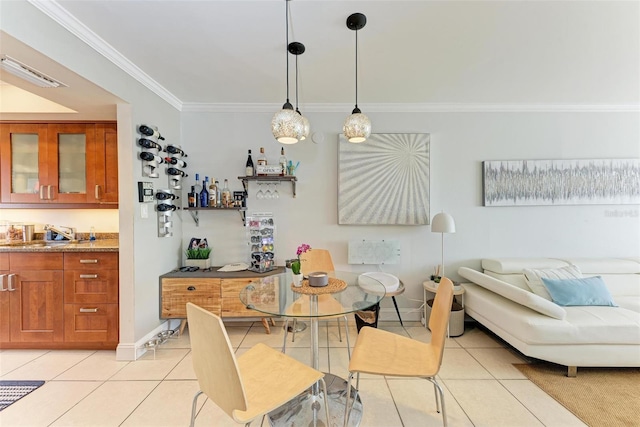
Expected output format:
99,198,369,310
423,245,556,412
181,110,640,319
1,1,183,358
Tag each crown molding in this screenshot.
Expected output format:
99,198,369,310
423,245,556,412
182,102,640,114
28,0,183,111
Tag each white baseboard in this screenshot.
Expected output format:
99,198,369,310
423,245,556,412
116,319,181,361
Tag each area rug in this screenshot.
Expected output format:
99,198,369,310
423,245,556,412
514,363,640,427
0,380,45,411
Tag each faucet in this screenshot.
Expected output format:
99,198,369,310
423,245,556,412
44,224,76,241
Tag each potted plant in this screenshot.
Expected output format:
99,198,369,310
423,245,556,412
289,243,310,287
185,247,211,269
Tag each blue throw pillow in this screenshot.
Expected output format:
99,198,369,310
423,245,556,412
541,276,617,307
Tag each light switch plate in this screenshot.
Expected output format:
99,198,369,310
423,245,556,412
138,181,154,202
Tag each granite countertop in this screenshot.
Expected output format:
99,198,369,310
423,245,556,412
0,238,119,253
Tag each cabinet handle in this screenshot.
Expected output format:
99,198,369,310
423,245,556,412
187,286,196,291
95,185,101,200
80,274,98,279
0,275,6,291
7,274,16,291
80,259,98,264
79,308,98,313
40,185,46,200
47,185,52,200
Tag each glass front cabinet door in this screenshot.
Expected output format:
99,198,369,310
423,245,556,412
0,123,103,205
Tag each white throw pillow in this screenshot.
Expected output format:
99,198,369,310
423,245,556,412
523,265,582,301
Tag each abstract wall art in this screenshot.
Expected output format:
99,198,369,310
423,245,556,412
338,133,430,225
483,159,640,206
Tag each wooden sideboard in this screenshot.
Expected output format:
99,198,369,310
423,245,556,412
159,267,284,334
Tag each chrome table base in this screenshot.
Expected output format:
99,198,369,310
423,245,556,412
268,373,362,427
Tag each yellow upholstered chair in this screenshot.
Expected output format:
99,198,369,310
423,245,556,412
344,278,455,426
283,249,351,356
186,303,330,426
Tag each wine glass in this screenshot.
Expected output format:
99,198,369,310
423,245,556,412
264,184,272,199
256,184,264,200
273,184,280,199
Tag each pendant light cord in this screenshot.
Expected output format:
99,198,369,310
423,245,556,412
355,29,358,109
295,55,299,110
285,0,290,103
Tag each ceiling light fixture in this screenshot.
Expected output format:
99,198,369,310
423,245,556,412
343,13,371,144
0,55,65,88
271,0,304,144
289,41,310,141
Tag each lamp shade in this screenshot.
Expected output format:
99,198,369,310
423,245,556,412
431,212,455,233
271,106,304,144
343,111,371,143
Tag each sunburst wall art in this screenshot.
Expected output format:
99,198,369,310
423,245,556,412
483,159,640,206
338,133,430,225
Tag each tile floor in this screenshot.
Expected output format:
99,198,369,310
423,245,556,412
0,320,586,427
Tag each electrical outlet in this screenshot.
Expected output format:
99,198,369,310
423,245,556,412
141,204,149,218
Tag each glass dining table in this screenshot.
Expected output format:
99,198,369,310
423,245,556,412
240,270,386,427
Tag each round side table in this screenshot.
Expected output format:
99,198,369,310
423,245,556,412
422,280,465,337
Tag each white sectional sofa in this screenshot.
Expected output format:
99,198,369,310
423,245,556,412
458,258,640,376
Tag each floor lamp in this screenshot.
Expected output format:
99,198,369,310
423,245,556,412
431,212,456,279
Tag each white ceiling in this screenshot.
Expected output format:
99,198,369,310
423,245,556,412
2,0,639,116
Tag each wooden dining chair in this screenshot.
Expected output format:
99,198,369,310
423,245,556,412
186,303,330,426
343,277,455,427
282,249,351,356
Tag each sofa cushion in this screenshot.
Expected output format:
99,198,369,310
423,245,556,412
541,276,617,307
484,271,531,291
523,265,582,301
458,267,566,320
482,258,569,275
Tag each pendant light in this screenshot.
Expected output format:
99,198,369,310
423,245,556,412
272,0,304,144
289,41,310,141
343,12,371,143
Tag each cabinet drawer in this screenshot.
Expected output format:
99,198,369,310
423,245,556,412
64,303,118,344
0,253,8,270
10,253,63,270
64,270,118,304
64,252,118,270
161,278,220,319
221,277,278,318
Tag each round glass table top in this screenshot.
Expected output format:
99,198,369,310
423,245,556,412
239,271,387,318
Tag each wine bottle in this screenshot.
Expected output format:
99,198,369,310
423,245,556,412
215,180,221,207
139,125,165,140
140,152,163,163
245,149,255,176
165,145,187,157
257,147,267,175
222,179,232,208
167,168,187,177
279,147,287,176
164,157,187,168
199,179,209,207
156,192,178,200
208,179,218,207
156,204,177,212
138,138,163,150
194,173,201,193
188,186,197,207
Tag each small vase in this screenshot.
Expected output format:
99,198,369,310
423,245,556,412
292,273,303,287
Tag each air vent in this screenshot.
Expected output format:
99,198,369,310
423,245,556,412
0,55,66,88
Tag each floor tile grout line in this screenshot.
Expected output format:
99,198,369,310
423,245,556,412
46,378,107,427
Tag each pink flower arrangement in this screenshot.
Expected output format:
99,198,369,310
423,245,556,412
291,243,311,274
